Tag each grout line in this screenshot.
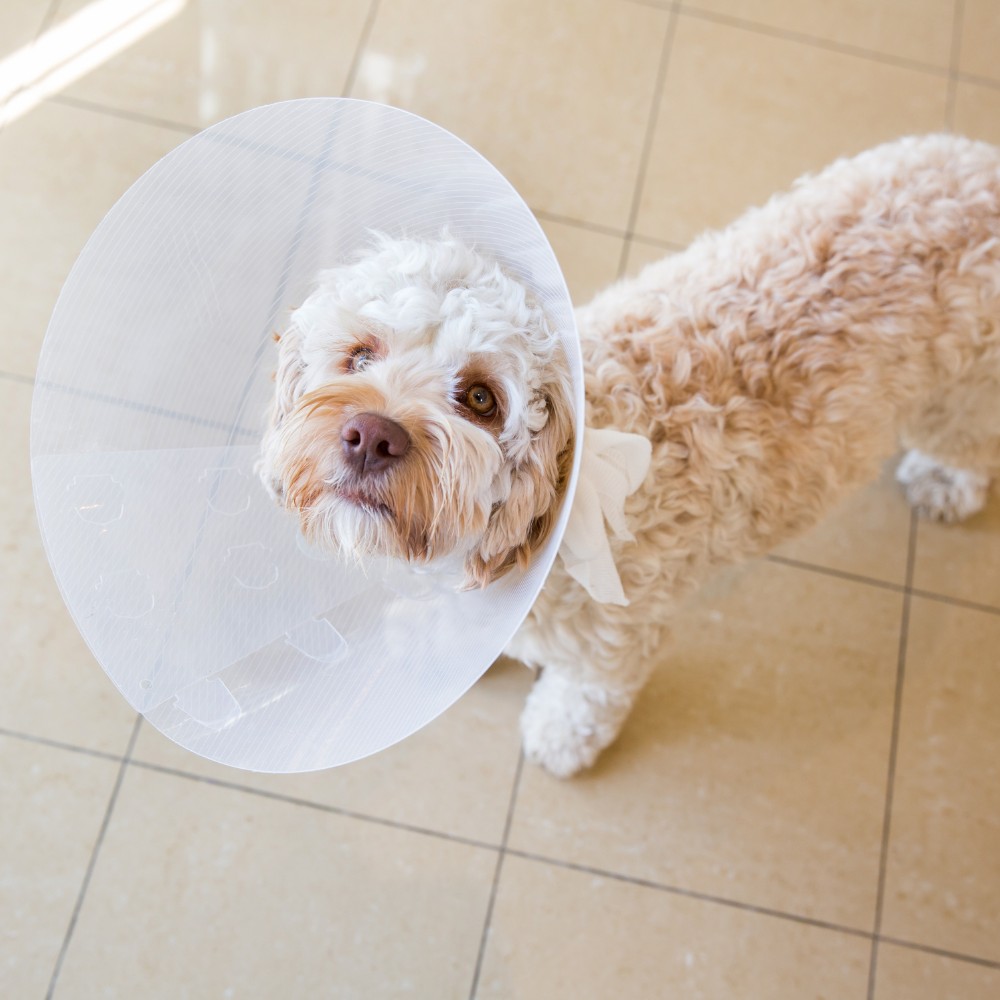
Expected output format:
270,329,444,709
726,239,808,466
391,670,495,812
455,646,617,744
0,726,124,764
27,97,688,254
128,758,499,854
617,6,679,279
674,3,953,79
945,0,965,130
532,207,685,260
866,509,919,999
909,587,1000,618
630,232,686,252
506,847,873,941
24,726,1000,975
341,0,382,98
877,935,1000,972
767,554,1000,620
468,750,525,1000
47,93,200,135
46,713,143,999
0,369,36,385
532,208,626,240
0,0,60,139
33,377,259,438
622,0,680,11
765,554,907,594
956,69,1000,92
34,0,62,38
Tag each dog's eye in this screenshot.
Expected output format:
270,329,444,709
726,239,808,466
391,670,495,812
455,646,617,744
347,345,375,372
466,384,496,416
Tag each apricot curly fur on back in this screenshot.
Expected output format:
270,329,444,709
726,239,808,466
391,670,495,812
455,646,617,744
510,134,1000,776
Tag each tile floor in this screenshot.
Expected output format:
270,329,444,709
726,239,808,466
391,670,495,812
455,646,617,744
2,1,999,997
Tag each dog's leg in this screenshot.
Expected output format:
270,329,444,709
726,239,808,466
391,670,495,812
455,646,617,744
512,611,664,778
896,450,991,523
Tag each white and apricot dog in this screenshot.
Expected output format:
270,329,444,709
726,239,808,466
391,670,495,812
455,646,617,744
260,134,1000,777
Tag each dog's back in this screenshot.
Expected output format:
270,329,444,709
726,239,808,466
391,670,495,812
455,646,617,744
577,134,1000,575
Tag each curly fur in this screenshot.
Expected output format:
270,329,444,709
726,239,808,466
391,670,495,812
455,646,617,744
509,133,1000,776
258,233,574,583
261,134,1000,778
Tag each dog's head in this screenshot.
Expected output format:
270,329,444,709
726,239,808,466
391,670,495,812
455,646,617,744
259,235,575,588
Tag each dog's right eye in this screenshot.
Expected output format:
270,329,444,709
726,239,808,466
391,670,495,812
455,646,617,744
347,345,375,372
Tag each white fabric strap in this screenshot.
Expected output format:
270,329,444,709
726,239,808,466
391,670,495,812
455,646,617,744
559,426,652,606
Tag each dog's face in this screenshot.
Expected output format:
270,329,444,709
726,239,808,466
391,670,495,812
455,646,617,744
259,236,574,588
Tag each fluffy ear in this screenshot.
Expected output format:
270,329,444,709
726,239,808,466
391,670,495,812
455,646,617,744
258,325,305,501
269,325,305,428
464,374,575,588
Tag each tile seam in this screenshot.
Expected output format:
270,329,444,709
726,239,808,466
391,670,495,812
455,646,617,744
0,0,61,138
341,0,382,98
617,5,680,278
14,731,998,974
0,726,124,763
766,554,1000,618
877,934,1000,971
127,757,501,853
467,750,526,999
0,369,37,385
945,0,966,130
866,510,919,998
505,847,872,940
672,2,956,79
45,714,143,999
47,93,200,134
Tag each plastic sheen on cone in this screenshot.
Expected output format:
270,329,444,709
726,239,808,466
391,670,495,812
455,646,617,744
31,99,584,773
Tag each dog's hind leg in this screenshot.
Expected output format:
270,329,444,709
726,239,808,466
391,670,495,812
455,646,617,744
897,367,1000,522
895,449,991,523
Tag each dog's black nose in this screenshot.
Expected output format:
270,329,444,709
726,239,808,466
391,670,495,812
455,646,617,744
341,413,411,475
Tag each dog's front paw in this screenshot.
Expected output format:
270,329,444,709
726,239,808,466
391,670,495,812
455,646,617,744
520,671,633,778
896,450,990,523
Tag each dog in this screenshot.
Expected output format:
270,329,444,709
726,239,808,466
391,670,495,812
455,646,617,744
260,134,1000,778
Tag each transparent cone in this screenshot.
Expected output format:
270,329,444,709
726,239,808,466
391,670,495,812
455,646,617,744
31,99,583,772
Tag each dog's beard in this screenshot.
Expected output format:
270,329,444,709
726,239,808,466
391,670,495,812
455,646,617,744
271,382,505,566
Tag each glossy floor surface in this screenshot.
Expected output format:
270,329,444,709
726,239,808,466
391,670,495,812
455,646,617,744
2,1,1000,997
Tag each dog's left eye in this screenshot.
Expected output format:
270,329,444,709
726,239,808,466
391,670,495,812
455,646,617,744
347,345,375,372
466,384,496,416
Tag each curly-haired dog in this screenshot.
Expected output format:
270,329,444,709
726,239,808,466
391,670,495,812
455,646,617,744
260,134,1000,777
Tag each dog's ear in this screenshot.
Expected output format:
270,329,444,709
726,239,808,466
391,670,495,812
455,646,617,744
464,373,575,588
270,326,305,427
258,326,306,502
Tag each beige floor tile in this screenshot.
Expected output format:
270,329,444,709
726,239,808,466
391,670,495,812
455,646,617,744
622,237,676,278
953,80,1000,146
0,0,48,71
638,15,948,246
55,765,495,998
132,657,531,845
536,218,623,307
912,494,1000,609
478,854,871,999
959,0,1000,83
684,0,955,68
775,460,912,585
47,0,371,129
0,379,138,754
354,0,669,231
0,101,186,378
509,561,901,929
0,735,121,998
874,943,1000,1000
881,598,1000,961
